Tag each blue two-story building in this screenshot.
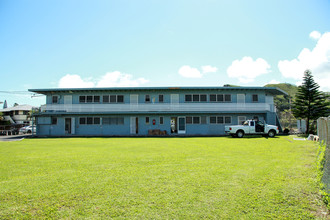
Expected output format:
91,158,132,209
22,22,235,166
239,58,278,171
29,86,286,136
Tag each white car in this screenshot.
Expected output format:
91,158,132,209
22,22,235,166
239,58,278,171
19,125,36,134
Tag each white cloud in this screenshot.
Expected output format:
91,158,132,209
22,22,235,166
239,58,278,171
58,74,95,88
178,65,218,78
226,56,271,83
96,71,149,87
309,31,321,40
58,72,149,88
278,32,330,91
201,65,218,73
178,65,202,78
266,79,280,85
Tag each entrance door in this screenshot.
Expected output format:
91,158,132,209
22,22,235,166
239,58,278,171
130,117,138,134
178,117,186,134
65,118,72,134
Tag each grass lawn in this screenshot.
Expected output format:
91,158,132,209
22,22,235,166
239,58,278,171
0,136,327,219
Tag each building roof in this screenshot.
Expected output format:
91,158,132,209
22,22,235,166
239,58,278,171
0,104,35,112
29,86,287,96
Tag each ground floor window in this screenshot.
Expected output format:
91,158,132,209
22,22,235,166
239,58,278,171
159,116,164,125
51,117,57,125
102,117,124,125
79,117,101,125
146,117,150,124
210,116,232,124
238,116,246,125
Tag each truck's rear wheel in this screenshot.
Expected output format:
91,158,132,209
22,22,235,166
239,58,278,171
236,130,244,138
268,130,275,138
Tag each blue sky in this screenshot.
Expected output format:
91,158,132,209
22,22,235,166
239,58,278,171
1,0,330,107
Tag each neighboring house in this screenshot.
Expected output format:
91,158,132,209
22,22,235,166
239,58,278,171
28,87,287,136
0,104,34,125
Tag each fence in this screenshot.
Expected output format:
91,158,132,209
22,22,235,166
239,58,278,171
318,117,330,147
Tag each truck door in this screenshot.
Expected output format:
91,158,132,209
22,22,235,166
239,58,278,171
249,121,255,133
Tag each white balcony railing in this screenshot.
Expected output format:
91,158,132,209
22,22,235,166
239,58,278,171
40,103,274,113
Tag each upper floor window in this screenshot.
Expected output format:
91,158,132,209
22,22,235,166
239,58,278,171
210,94,231,102
103,95,124,103
52,95,59,104
185,94,207,102
145,95,150,103
79,95,100,103
252,94,258,102
159,95,164,103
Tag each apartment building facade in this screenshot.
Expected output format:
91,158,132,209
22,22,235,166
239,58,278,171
29,87,286,136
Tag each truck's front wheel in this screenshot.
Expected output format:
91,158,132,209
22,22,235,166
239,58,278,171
268,130,276,138
236,130,244,138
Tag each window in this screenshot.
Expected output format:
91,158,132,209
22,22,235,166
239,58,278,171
185,94,192,102
103,95,124,103
110,95,117,103
80,117,101,125
117,95,124,103
159,95,164,103
51,117,57,125
201,116,207,124
160,116,164,125
80,96,86,103
200,94,207,102
238,116,246,125
186,116,200,124
193,117,200,124
210,94,217,102
146,117,150,124
193,94,199,102
210,116,217,124
14,110,19,115
225,94,231,102
217,94,224,102
225,116,232,124
87,117,93,124
94,117,100,125
217,117,224,124
52,96,58,104
252,94,258,102
103,95,109,103
87,96,93,103
79,95,102,103
145,95,150,103
209,94,231,102
23,111,29,115
186,94,208,102
210,116,232,124
80,118,86,125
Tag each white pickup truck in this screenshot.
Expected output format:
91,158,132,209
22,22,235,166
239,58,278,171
225,120,279,138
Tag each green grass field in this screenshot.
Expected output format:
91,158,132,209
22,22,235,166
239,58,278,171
0,136,327,219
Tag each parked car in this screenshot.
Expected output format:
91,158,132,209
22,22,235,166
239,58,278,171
19,125,36,134
225,120,279,138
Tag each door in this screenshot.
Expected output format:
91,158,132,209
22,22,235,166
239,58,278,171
130,94,138,111
237,94,245,103
178,117,186,134
64,95,72,112
65,118,72,134
64,95,72,104
130,117,138,134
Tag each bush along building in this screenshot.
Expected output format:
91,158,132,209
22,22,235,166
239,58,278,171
28,87,287,136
